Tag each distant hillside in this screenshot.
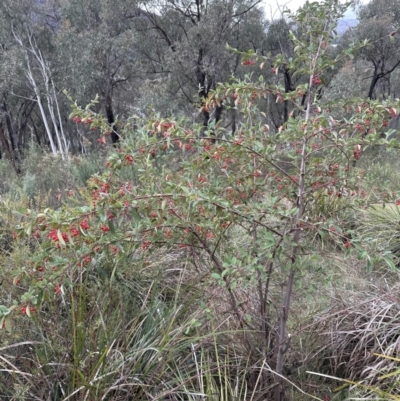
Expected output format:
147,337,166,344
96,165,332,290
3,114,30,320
336,18,358,35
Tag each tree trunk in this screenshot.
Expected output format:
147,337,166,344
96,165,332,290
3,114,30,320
283,67,294,123
105,95,119,144
202,108,210,128
368,69,379,99
0,123,19,174
3,100,18,159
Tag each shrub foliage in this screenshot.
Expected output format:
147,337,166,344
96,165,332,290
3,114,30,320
1,1,400,400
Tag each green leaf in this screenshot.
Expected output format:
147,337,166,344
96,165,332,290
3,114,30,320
131,209,141,222
221,269,229,278
57,229,66,247
0,305,9,317
384,257,396,271
357,250,367,260
26,223,32,237
107,220,116,234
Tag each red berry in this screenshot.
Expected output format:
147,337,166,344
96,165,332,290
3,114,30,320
142,241,151,251
83,256,91,264
125,154,134,165
80,219,90,230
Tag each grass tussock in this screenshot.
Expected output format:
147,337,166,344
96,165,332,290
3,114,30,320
307,279,400,396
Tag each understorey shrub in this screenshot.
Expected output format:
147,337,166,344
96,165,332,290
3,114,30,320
1,1,400,400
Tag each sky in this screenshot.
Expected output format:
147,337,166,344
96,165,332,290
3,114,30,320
263,0,364,20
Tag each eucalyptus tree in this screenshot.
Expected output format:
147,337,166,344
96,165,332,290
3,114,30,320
53,0,143,144
0,0,47,167
133,0,268,131
353,0,400,99
261,13,343,129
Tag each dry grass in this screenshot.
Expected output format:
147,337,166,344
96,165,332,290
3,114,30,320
307,277,400,395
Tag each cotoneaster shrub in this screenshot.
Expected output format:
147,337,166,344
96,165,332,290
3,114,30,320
1,1,400,399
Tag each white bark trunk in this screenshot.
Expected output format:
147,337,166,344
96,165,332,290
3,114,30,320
15,31,69,158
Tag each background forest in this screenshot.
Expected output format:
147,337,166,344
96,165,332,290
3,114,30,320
2,0,400,400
